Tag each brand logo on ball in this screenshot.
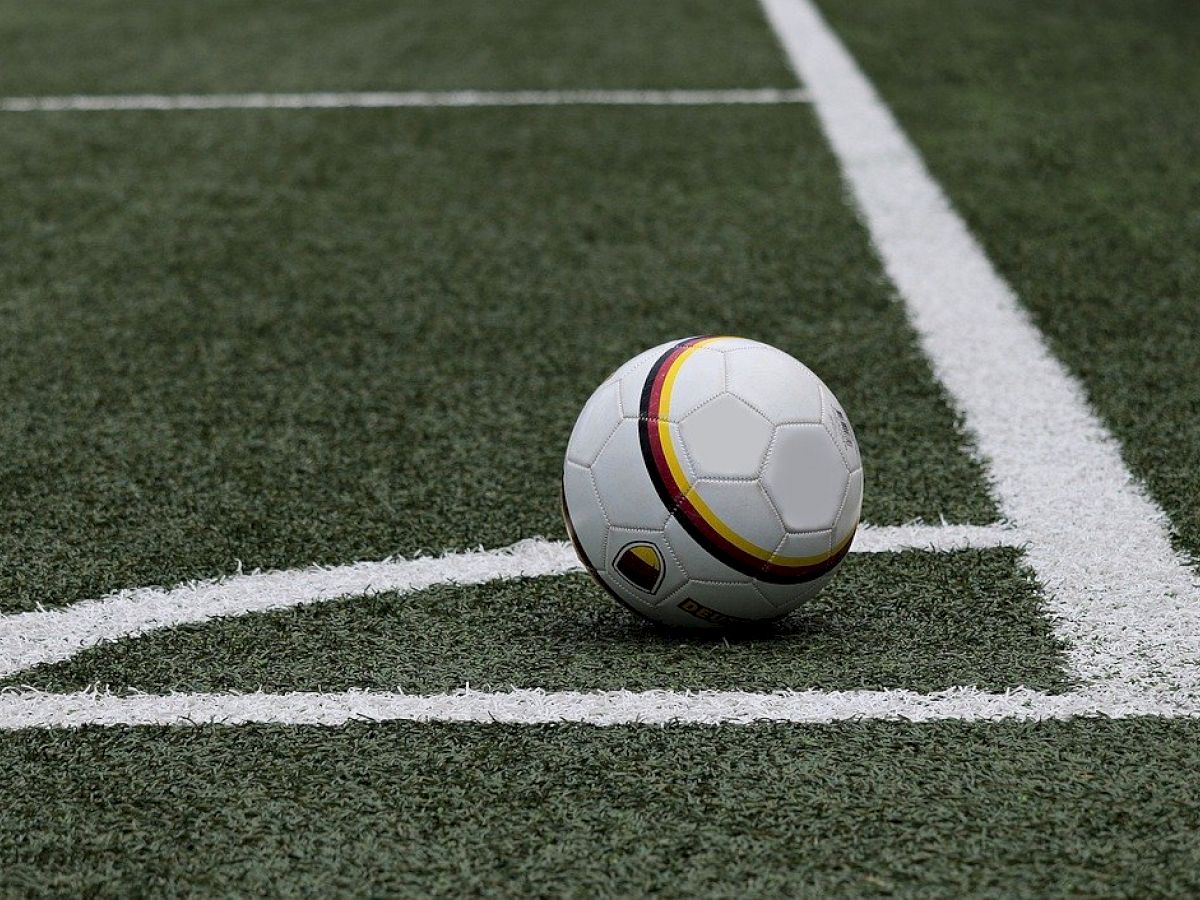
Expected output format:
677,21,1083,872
677,598,753,627
613,542,665,594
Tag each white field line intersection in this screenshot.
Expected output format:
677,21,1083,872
5,0,1199,729
0,88,810,113
0,524,1013,685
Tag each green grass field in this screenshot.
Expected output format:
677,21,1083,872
2,0,1199,895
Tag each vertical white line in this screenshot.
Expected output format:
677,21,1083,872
759,0,1200,697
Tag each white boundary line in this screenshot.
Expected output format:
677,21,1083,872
5,0,1199,729
759,0,1200,694
1,685,1197,730
0,89,811,113
0,525,1014,683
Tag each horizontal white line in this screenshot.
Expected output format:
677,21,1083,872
852,522,1020,553
0,525,1017,681
0,684,1193,730
0,89,812,113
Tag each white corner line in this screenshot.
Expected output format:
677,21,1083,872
1,684,1198,730
759,0,1200,695
0,525,1017,684
0,88,812,113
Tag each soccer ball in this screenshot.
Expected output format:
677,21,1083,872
562,336,862,628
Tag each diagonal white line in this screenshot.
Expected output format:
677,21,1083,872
0,525,1018,683
759,0,1200,695
0,89,811,113
2,685,1199,730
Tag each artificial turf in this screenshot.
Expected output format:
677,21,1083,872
0,0,795,95
3,550,1068,695
6,1,1199,895
4,719,1200,896
0,104,995,614
818,0,1200,563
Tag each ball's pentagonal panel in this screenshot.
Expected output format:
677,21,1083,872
605,526,688,606
562,461,608,572
833,468,864,545
821,385,862,472
689,480,785,560
614,340,680,419
725,346,823,424
761,424,851,532
663,581,778,629
565,378,622,467
590,418,670,530
658,346,725,423
679,394,773,479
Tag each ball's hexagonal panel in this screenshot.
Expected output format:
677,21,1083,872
761,424,851,532
752,571,836,614
590,418,670,530
821,385,862,472
663,514,746,583
679,394,773,479
562,461,608,572
832,467,864,545
660,346,726,422
724,345,823,425
689,479,784,558
604,526,688,606
614,339,682,419
565,378,622,467
662,580,778,628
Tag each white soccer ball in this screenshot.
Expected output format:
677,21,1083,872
562,336,862,628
